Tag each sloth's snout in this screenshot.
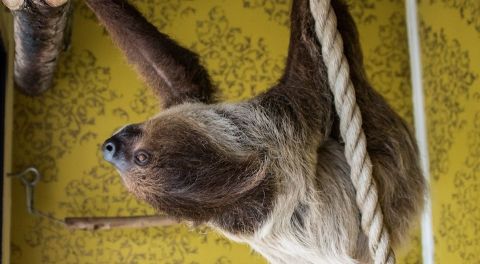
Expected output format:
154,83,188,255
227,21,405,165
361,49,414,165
102,138,119,162
102,124,141,172
102,136,130,172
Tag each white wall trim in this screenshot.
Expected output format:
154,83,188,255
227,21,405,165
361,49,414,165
405,1,435,264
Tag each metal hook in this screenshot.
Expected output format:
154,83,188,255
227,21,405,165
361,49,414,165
8,166,41,186
8,166,64,224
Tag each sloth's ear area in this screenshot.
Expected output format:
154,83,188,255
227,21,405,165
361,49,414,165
85,0,215,108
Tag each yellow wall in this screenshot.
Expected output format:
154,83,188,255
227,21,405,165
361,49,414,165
8,0,427,263
419,0,480,263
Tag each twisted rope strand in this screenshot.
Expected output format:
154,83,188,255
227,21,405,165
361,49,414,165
309,1,395,263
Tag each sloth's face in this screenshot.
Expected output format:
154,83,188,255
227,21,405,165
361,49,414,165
101,104,267,222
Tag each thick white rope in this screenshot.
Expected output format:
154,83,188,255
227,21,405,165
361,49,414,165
309,1,395,263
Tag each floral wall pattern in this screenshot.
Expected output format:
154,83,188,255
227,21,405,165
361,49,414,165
419,0,480,263
7,0,431,263
425,0,480,33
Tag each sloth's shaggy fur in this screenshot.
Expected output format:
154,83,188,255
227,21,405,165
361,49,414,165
88,0,425,263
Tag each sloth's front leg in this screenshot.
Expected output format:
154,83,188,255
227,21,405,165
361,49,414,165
85,0,215,108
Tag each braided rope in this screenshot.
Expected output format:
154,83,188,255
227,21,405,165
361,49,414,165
308,1,395,263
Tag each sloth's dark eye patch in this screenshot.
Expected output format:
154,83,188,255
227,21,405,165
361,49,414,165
134,151,150,166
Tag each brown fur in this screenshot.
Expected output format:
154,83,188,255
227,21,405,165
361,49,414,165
121,117,275,233
86,0,215,107
14,0,72,95
89,0,425,261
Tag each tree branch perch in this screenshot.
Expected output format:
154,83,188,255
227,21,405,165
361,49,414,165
2,0,24,10
64,215,180,230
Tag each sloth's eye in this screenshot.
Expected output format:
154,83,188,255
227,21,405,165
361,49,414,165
134,151,150,166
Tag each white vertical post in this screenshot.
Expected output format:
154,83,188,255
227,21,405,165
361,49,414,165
405,1,434,264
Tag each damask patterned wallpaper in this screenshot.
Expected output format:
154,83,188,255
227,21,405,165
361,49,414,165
419,0,480,263
8,0,476,263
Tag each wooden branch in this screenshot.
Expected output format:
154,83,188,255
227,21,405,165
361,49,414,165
2,0,24,10
44,0,68,7
64,215,179,230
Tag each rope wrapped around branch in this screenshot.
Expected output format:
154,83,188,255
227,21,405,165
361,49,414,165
309,1,395,263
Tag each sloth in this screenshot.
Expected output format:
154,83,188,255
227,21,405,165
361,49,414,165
87,0,425,263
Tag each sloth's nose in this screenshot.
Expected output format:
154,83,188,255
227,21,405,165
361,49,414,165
102,123,141,171
102,134,131,172
102,137,121,162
